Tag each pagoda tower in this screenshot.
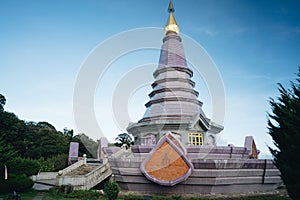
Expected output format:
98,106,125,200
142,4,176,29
127,0,223,146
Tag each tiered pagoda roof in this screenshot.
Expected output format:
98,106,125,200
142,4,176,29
127,0,223,144
139,0,209,129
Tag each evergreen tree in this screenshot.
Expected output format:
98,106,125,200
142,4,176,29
268,67,300,200
0,137,17,168
0,94,5,112
114,133,134,148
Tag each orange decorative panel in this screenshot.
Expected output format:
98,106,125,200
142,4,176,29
141,132,193,186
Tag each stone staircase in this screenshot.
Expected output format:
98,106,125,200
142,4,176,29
32,158,112,191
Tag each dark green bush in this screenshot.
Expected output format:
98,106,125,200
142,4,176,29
172,196,183,200
7,157,41,176
52,185,74,195
0,174,34,194
66,190,103,198
152,196,171,200
38,154,68,172
123,194,144,200
103,180,119,200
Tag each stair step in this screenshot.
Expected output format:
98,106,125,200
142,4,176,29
32,183,53,191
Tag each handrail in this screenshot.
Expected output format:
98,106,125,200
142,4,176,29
58,161,112,190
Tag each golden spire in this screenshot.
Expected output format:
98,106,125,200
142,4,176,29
165,0,180,35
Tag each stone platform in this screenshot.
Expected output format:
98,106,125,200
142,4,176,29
107,144,281,195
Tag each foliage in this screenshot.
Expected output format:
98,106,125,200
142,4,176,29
24,121,69,159
0,93,5,112
0,137,17,167
114,133,134,148
268,67,300,200
0,94,96,195
38,154,68,172
0,111,28,157
64,190,103,199
152,196,172,200
3,189,39,200
172,196,183,200
47,187,103,200
6,157,41,176
0,138,17,194
0,174,34,194
0,139,35,194
52,185,74,195
123,194,144,200
103,180,119,200
0,94,93,160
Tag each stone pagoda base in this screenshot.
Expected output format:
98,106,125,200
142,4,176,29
106,140,281,195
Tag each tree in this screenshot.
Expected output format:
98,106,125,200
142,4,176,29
0,138,36,194
0,137,17,168
63,128,74,143
0,111,28,157
114,133,134,148
268,67,300,200
0,94,6,112
37,121,57,131
103,180,119,200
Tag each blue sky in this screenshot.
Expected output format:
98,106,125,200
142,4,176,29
1,0,299,158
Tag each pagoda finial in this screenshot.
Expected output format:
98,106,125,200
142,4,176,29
168,0,175,13
165,0,179,35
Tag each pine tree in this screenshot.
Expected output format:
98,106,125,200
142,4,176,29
268,67,300,200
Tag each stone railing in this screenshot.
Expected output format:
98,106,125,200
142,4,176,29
59,159,85,175
58,160,112,190
31,172,57,182
31,159,85,184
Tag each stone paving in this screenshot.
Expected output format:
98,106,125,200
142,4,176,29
119,188,289,199
32,182,54,191
32,192,45,200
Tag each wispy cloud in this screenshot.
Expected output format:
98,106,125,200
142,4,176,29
192,27,220,36
189,26,247,37
239,74,272,80
230,70,272,81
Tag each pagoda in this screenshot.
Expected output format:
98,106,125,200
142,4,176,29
107,1,281,194
127,0,223,146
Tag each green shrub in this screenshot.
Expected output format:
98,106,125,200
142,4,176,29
103,180,119,200
7,157,41,176
0,180,9,194
38,157,55,172
172,196,183,200
38,154,68,172
123,194,144,200
0,174,34,194
52,185,74,195
49,154,68,171
66,190,103,198
152,196,171,200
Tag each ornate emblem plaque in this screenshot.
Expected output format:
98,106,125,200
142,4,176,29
141,132,193,186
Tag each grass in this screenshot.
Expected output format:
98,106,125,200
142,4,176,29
0,189,38,200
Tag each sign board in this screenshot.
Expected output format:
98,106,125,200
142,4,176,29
68,142,79,164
